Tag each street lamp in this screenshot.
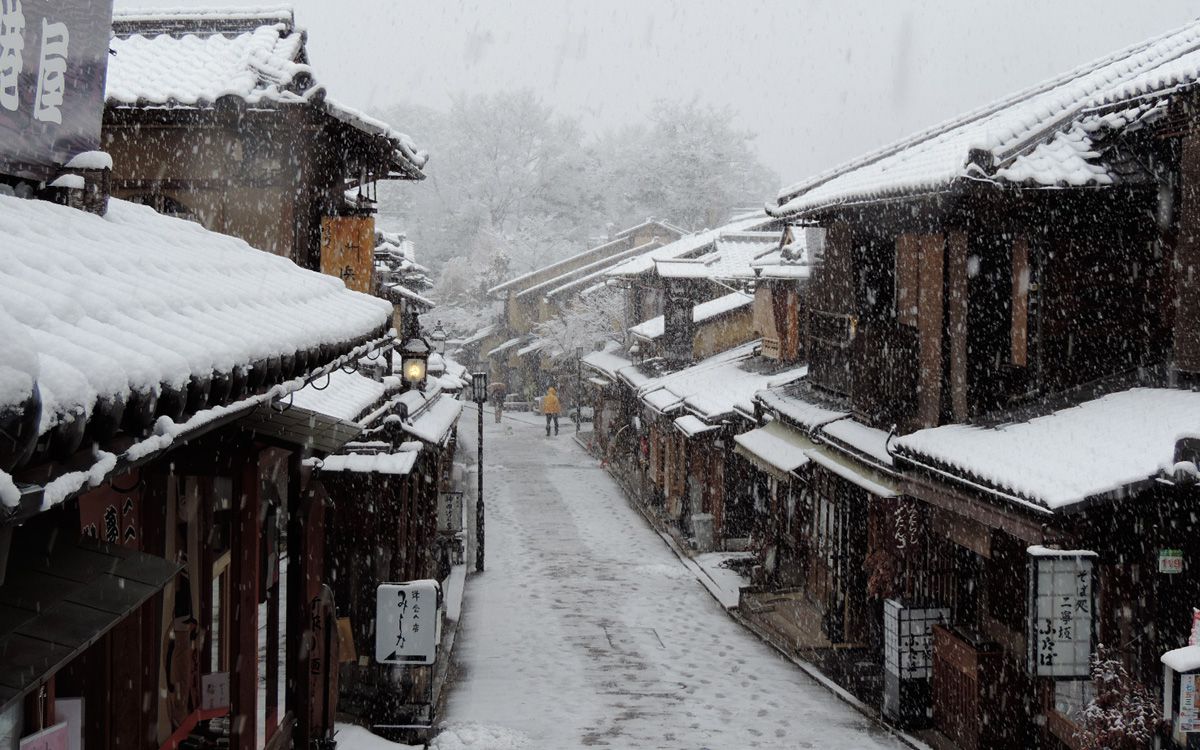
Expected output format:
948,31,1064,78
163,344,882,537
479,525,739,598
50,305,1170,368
470,371,488,572
575,345,584,435
431,320,447,356
399,334,431,388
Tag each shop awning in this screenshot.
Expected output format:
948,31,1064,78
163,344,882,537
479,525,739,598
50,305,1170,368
0,534,180,711
401,395,463,446
734,421,817,480
807,446,899,498
674,415,718,438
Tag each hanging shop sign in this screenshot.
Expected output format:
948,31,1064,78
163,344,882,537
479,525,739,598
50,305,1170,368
320,215,375,294
375,579,439,666
0,0,115,179
78,477,140,549
1182,673,1200,733
1160,548,1185,574
1027,546,1097,678
1190,609,1200,647
438,490,464,534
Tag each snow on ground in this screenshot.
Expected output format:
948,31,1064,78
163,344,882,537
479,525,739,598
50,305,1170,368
434,413,905,749
335,722,421,749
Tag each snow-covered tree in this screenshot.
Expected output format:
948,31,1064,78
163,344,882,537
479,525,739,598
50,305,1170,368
533,286,626,361
1077,644,1165,750
376,91,605,277
598,99,778,232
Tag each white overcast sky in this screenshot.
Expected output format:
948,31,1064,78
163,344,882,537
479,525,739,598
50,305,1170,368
117,0,1199,193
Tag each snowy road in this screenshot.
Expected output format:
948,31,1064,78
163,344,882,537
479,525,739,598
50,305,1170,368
432,408,905,750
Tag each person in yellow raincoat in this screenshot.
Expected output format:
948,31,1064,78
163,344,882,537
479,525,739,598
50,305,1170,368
542,386,561,436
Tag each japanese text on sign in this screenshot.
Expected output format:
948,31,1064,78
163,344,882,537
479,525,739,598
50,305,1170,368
1028,548,1096,678
1181,674,1200,733
375,580,439,666
0,0,114,179
883,599,948,680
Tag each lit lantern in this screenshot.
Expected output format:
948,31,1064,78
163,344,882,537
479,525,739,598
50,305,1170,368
399,335,431,388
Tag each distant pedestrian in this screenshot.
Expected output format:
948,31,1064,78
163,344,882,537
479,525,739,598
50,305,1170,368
542,386,561,436
488,381,507,423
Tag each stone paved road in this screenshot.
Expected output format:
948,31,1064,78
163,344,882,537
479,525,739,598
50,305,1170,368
432,408,904,750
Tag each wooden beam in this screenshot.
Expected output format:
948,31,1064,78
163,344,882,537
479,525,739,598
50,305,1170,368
285,452,311,748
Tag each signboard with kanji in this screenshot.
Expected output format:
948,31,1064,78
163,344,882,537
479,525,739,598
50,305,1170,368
0,0,115,179
1180,673,1200,733
438,490,464,533
375,580,439,666
1027,547,1097,678
78,478,140,549
883,599,948,680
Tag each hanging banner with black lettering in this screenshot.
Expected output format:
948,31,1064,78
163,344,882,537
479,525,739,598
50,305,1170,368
0,0,114,179
1027,546,1097,678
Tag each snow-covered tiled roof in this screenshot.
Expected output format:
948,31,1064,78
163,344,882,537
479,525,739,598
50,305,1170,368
630,292,753,341
516,240,660,300
607,214,778,278
487,337,524,358
637,342,807,423
771,18,1200,217
399,393,463,445
0,195,392,440
757,386,849,431
384,282,435,309
289,369,386,423
488,235,630,296
581,349,636,381
107,13,311,106
893,387,1200,512
107,8,428,175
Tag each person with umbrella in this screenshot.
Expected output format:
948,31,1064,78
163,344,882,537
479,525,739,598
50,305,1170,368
488,381,507,423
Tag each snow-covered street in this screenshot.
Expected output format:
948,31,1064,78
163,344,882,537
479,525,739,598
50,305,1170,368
433,408,905,750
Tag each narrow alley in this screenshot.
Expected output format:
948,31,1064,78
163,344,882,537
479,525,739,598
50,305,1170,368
433,408,905,750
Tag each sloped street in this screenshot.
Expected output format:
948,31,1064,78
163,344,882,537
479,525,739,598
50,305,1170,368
433,409,904,750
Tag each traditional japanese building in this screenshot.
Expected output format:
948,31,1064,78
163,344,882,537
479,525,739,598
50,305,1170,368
102,8,427,278
742,16,1200,749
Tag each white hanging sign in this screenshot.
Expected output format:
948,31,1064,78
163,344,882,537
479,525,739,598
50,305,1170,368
1027,546,1097,678
376,580,440,666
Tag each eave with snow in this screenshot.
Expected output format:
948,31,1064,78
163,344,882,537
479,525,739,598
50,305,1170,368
0,195,393,523
101,7,428,270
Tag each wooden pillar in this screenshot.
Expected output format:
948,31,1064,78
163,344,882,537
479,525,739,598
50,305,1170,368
947,230,970,421
285,453,311,747
917,234,946,427
1177,133,1200,372
230,449,260,750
